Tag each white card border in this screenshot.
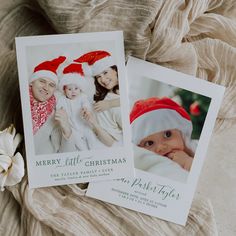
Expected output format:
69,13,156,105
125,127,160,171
15,32,134,188
86,56,225,225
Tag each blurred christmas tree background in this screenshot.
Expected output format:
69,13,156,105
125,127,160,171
173,89,211,139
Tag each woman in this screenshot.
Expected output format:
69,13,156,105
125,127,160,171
75,50,122,147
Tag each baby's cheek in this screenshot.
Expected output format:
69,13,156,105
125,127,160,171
140,145,153,152
172,141,185,151
143,146,152,151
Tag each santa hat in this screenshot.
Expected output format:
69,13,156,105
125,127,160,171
59,62,95,99
74,50,115,76
130,97,194,151
30,56,66,84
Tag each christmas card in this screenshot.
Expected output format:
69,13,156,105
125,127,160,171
86,56,225,225
15,32,134,188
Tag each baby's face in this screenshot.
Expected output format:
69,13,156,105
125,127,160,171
64,84,81,100
138,129,185,157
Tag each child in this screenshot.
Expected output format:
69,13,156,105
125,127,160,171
56,62,98,151
130,97,196,171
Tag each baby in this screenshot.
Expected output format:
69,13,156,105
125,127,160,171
130,97,196,171
56,62,96,151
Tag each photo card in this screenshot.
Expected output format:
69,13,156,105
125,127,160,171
86,56,225,225
15,31,134,188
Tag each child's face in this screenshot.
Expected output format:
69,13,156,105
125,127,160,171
138,129,185,157
64,84,81,100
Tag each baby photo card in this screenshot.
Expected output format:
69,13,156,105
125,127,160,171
15,31,134,188
86,56,225,225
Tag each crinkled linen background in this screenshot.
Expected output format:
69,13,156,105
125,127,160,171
0,0,236,235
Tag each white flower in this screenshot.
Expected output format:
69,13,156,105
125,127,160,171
0,124,24,191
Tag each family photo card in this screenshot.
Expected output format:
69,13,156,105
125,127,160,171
15,31,134,188
86,56,225,225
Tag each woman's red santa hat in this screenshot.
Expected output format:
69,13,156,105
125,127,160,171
59,62,95,99
130,97,195,151
74,50,115,76
30,56,66,84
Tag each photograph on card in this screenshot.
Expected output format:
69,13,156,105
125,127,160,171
28,49,122,155
129,78,211,183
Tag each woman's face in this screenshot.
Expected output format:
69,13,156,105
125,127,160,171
96,67,118,90
31,78,56,102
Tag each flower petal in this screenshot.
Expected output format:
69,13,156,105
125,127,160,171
7,124,16,137
0,127,8,134
0,171,8,191
0,155,12,172
4,152,25,187
0,132,14,156
13,133,22,153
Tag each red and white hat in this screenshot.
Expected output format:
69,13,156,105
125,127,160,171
30,56,66,84
130,97,194,150
59,62,95,99
74,50,115,76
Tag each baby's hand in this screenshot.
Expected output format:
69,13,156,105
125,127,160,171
55,108,69,126
55,108,71,138
80,107,97,127
167,150,193,171
93,100,110,112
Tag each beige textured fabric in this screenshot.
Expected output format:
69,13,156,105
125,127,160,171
1,178,217,236
1,0,236,235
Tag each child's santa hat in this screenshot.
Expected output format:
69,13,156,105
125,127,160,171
130,97,195,152
59,62,95,99
74,50,115,76
30,56,66,84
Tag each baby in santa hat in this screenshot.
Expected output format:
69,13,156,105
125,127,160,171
56,62,102,151
130,97,196,171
